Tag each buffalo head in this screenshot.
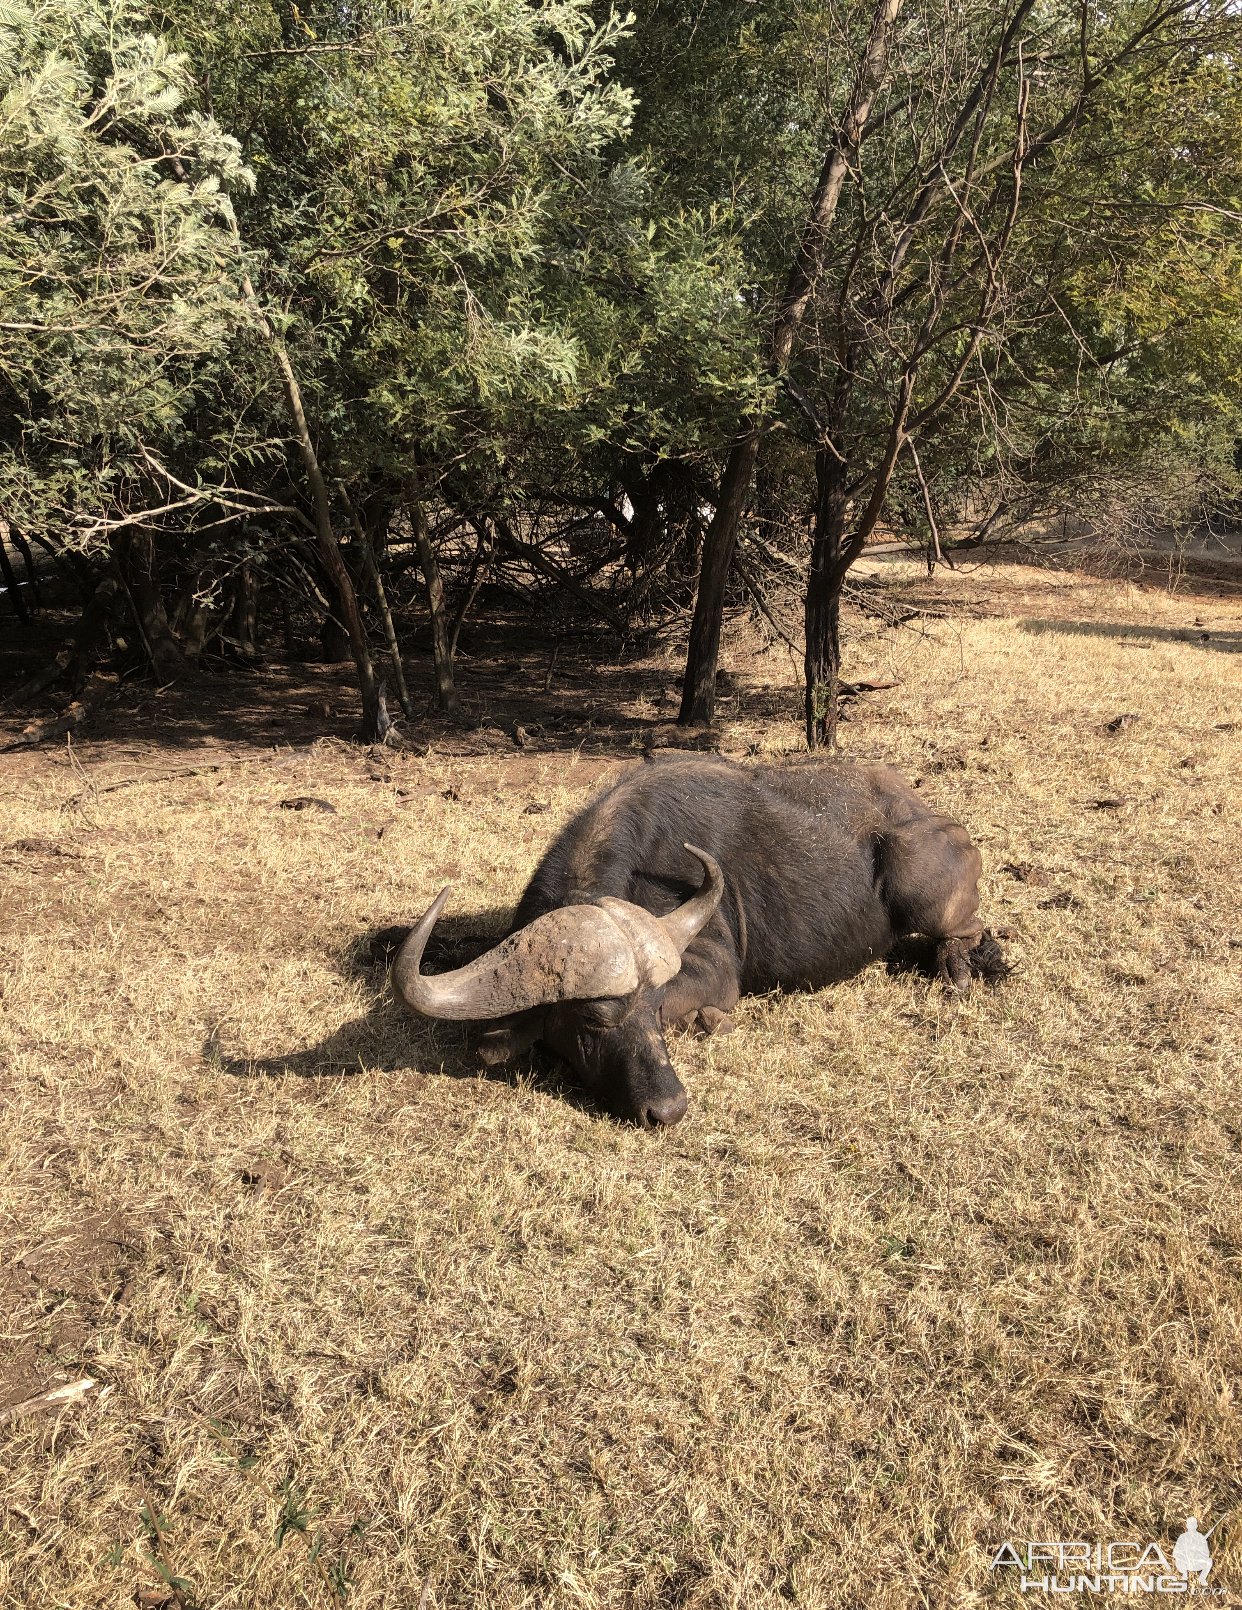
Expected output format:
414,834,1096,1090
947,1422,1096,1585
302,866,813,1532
391,845,723,1128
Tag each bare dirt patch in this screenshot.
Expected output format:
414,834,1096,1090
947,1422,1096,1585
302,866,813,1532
1,562,1239,1608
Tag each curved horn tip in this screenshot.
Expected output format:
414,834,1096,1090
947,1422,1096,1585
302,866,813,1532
406,883,454,937
656,842,725,958
683,842,723,881
390,885,454,1001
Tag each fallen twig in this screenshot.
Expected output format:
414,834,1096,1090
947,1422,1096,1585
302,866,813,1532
2,672,116,751
0,1376,98,1425
840,677,902,694
4,652,70,708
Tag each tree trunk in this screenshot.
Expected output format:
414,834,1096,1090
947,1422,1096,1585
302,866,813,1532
621,466,665,579
239,271,382,739
12,529,40,606
68,569,124,695
354,511,412,718
804,454,851,748
677,433,760,724
412,501,459,715
181,592,214,660
320,613,351,663
172,571,215,660
678,0,904,726
279,588,295,656
109,528,186,683
451,522,491,660
228,561,259,658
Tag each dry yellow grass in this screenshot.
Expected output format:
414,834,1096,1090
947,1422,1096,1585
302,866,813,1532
1,562,1239,1609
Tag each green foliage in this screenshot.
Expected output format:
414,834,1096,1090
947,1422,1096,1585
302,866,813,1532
616,0,1242,536
0,0,252,544
2,0,1239,694
273,1474,311,1547
167,0,654,499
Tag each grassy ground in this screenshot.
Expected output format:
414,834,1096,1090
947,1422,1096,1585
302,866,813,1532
1,561,1239,1609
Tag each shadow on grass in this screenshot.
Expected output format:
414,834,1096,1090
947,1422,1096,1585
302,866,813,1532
1020,618,1240,652
3,600,801,758
884,936,942,980
206,910,604,1119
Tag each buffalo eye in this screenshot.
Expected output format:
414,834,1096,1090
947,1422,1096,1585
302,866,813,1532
580,998,626,1029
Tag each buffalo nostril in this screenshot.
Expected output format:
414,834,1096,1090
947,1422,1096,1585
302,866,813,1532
642,1090,688,1128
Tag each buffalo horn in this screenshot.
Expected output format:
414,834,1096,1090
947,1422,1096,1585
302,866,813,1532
391,845,724,1022
656,843,725,956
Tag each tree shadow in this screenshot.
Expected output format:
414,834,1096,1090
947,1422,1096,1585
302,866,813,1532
206,910,605,1118
1,590,812,759
1020,618,1240,652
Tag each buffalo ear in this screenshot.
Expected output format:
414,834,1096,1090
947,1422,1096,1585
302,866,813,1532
476,1013,544,1067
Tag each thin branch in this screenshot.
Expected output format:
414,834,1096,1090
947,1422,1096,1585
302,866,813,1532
906,438,949,569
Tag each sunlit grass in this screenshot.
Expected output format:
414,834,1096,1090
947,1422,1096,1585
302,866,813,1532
1,563,1239,1608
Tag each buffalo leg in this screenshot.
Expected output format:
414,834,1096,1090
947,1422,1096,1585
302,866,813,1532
659,942,740,1033
877,813,998,992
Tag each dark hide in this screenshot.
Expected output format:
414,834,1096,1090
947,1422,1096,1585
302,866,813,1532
476,757,1004,1128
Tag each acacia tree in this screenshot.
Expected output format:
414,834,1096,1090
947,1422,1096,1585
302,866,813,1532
675,0,904,728
663,0,1242,741
3,0,654,734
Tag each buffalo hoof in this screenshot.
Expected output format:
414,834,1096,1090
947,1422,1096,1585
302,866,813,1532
696,1006,736,1036
938,930,1012,993
968,929,1013,983
936,937,974,994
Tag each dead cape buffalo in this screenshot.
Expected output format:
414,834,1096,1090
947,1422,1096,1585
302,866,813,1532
392,756,1006,1128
